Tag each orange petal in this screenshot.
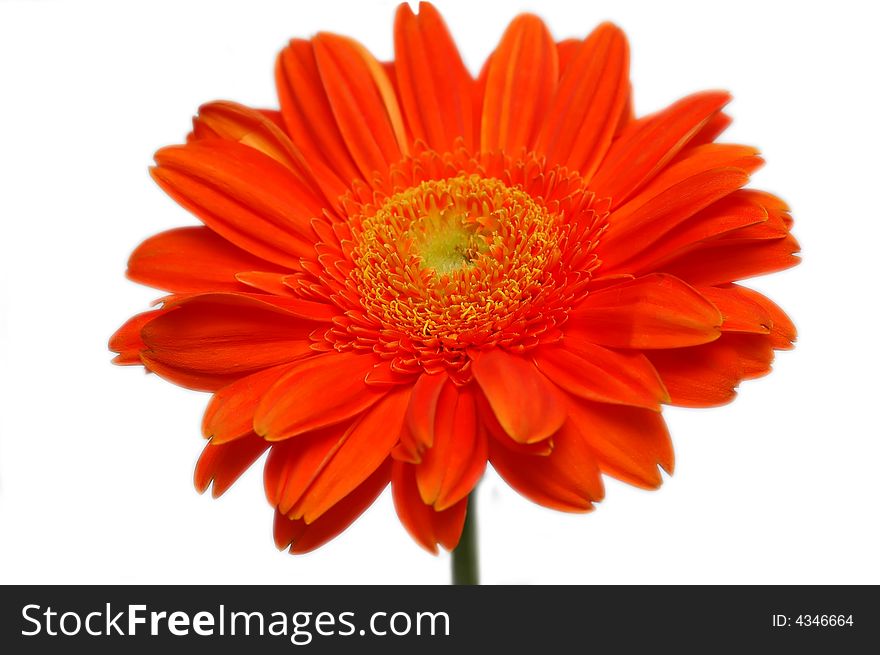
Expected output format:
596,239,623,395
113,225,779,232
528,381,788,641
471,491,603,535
194,433,269,498
392,460,467,553
189,100,331,205
192,101,301,167
273,459,390,554
402,371,449,459
192,101,345,215
661,233,800,287
537,23,629,180
613,189,772,275
109,307,171,365
275,39,360,194
566,398,674,489
600,145,761,269
685,111,732,149
273,511,307,551
556,38,580,74
313,33,408,178
472,54,489,146
127,226,285,293
264,424,350,515
141,294,319,383
254,351,387,440
489,419,603,512
659,142,764,178
363,359,415,388
394,2,475,151
139,352,240,392
391,421,420,464
476,390,553,456
697,285,772,334
256,109,285,129
533,342,669,411
590,91,732,207
646,333,776,407
291,386,412,522
234,271,294,296
471,349,566,444
734,286,797,349
725,213,791,240
202,363,297,444
718,190,793,240
415,382,487,511
567,274,722,349
152,140,323,267
481,14,558,153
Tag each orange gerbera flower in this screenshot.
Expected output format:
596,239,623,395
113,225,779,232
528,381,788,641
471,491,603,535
111,3,798,558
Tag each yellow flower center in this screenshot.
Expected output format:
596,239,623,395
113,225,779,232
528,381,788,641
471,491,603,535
351,174,562,350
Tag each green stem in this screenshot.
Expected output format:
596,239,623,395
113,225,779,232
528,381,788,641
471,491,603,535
451,491,479,585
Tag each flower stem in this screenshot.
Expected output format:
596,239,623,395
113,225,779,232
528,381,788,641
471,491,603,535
451,491,479,585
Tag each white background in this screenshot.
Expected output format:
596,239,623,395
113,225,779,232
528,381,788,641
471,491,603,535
1,0,877,585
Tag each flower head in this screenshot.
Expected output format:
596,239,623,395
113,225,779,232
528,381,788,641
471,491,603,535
111,3,798,554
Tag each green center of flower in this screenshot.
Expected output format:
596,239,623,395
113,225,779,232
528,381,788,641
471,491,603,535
408,208,487,275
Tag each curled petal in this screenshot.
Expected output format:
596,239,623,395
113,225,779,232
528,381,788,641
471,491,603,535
109,307,171,365
566,398,674,489
189,100,331,209
472,349,567,444
195,433,269,498
392,461,467,553
477,390,553,456
647,333,776,407
697,285,772,334
489,418,604,512
534,342,669,410
140,294,320,388
684,111,732,149
273,459,390,554
127,226,284,293
399,371,449,460
234,271,295,296
415,382,487,511
567,274,722,349
734,286,797,349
